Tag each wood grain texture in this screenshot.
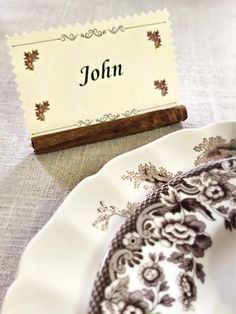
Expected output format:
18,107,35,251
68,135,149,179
32,105,187,154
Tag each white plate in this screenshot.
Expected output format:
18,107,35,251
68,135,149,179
2,121,236,314
89,157,236,314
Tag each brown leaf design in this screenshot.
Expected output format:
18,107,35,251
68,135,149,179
159,281,169,292
196,263,205,283
158,252,165,261
179,258,194,272
35,101,50,121
24,50,39,71
229,209,236,229
160,294,175,307
167,251,184,264
181,198,215,221
142,288,155,302
154,79,168,96
149,252,157,262
101,300,117,314
147,30,162,48
217,206,229,215
104,277,129,302
160,186,180,208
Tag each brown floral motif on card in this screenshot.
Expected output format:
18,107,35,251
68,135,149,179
154,79,168,96
35,101,50,121
24,50,39,71
147,30,162,49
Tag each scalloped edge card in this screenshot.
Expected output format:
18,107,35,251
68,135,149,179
6,10,183,151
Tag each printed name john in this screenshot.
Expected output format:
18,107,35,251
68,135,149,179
79,59,123,87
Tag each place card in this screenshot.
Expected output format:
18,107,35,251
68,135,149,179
7,9,187,153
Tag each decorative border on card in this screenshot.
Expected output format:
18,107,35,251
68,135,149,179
77,108,138,127
11,21,166,47
31,102,177,136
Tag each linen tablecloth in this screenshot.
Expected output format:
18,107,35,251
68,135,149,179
0,0,236,309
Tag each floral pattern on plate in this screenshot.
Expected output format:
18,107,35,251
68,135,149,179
93,135,236,231
89,157,236,314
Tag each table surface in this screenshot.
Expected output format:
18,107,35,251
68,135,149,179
0,0,236,309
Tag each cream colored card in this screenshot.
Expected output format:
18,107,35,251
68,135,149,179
7,9,180,138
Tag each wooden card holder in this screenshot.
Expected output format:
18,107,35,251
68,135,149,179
31,105,187,154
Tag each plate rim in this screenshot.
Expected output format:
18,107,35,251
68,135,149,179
88,157,236,313
2,120,236,313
